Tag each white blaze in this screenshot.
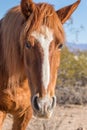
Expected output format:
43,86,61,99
31,26,53,90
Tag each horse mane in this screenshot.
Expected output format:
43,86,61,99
0,6,26,88
0,3,65,87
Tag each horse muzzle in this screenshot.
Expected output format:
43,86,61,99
32,94,56,119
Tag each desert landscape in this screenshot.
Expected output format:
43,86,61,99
2,105,87,130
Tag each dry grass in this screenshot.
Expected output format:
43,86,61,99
56,85,87,105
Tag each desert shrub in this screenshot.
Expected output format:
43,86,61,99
56,86,87,105
57,46,87,87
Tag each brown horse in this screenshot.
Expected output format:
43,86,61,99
0,0,80,129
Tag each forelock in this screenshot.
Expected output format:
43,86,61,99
23,3,65,43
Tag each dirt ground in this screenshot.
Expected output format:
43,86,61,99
2,105,87,130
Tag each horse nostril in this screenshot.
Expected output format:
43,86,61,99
52,96,56,108
32,95,40,111
48,96,56,111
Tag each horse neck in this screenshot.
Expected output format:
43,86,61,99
0,13,28,88
0,56,27,89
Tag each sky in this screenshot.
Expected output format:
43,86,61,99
0,0,87,44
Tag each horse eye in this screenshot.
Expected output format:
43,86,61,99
57,43,63,50
25,41,31,49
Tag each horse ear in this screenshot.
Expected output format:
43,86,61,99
56,0,81,24
21,0,35,19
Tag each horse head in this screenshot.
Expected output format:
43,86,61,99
20,0,80,118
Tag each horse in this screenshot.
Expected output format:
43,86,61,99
0,0,80,129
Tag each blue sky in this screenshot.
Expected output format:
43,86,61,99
0,0,87,44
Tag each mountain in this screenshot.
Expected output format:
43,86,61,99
67,42,87,51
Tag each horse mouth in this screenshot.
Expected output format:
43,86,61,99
32,109,53,119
